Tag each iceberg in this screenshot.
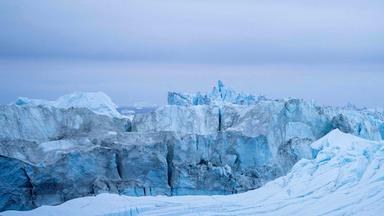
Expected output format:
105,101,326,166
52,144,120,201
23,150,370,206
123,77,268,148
14,92,123,118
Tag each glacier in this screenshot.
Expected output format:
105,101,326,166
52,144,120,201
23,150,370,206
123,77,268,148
0,81,383,213
3,130,383,216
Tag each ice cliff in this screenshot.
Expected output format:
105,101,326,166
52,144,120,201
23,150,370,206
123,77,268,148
4,130,383,216
0,81,383,212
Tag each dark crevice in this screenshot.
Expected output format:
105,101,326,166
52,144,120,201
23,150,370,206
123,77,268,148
143,187,147,196
358,123,362,135
196,135,199,150
218,108,222,132
21,167,35,207
166,141,175,195
197,159,209,166
125,120,132,132
115,153,123,179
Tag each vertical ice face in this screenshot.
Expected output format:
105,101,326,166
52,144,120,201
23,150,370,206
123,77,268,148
162,82,384,141
133,82,384,196
0,105,128,143
4,130,383,216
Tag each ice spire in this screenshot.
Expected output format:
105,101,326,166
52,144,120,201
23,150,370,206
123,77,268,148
168,80,261,106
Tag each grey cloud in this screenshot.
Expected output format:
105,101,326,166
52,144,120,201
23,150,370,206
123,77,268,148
0,0,383,63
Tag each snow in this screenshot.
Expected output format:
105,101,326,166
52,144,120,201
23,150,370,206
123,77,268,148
107,131,118,136
4,129,384,216
39,140,74,152
14,92,123,118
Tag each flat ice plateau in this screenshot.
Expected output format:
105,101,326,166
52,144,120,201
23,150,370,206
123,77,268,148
4,129,384,216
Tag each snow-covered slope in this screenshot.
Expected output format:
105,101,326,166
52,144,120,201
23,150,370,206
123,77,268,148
13,92,123,118
4,129,383,216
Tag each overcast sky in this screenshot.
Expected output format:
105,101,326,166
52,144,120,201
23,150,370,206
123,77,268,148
0,0,383,107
